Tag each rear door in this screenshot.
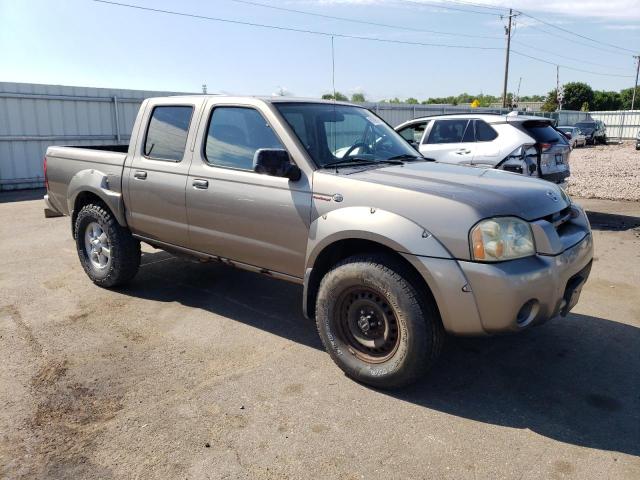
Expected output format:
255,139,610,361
421,118,474,164
470,120,501,166
124,98,203,246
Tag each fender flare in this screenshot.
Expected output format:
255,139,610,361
67,169,127,226
306,206,452,270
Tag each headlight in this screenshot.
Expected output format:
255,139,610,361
498,144,538,176
470,217,535,262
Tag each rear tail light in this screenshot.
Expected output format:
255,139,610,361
43,156,49,190
539,143,552,152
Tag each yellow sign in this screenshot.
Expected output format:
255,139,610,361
471,99,480,108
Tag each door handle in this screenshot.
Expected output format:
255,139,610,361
455,149,471,155
134,170,147,180
192,179,209,189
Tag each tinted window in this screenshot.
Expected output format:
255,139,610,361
205,107,283,170
398,121,429,143
523,121,564,144
475,120,498,141
427,119,469,144
144,106,194,161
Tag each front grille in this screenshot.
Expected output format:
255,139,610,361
542,206,572,230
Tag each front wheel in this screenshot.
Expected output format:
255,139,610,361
75,203,141,287
315,255,444,388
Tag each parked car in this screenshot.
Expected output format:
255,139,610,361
574,120,607,145
636,129,640,150
558,126,586,149
43,96,593,388
395,113,571,187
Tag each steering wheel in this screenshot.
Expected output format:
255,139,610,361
342,141,368,159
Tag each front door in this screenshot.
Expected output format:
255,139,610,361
125,100,202,246
186,103,312,278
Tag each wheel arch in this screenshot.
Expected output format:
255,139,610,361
302,237,441,321
67,169,127,236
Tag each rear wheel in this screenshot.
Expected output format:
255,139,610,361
315,255,444,388
75,203,140,287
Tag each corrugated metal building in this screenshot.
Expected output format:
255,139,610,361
0,82,188,190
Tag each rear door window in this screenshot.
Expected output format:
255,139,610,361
427,119,470,144
475,120,498,141
144,106,194,161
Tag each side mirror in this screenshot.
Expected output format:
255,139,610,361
407,139,419,150
253,149,301,181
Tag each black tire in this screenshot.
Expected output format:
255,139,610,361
315,254,444,389
75,203,140,287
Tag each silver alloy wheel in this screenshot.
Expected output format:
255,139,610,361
84,221,111,270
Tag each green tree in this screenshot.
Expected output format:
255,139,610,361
620,87,640,109
540,89,558,112
351,92,366,102
562,82,594,111
405,97,419,104
321,92,348,101
389,97,401,104
580,102,590,112
592,90,622,111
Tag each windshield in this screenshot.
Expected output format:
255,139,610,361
575,122,595,131
274,103,421,168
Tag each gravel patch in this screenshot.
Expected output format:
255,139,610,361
567,141,640,202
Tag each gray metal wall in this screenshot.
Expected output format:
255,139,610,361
0,82,188,190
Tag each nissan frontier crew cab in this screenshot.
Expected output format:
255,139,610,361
44,96,593,388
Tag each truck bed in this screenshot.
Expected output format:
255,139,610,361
45,144,130,218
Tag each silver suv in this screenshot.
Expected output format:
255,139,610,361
396,113,571,186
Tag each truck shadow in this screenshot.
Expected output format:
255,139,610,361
585,210,640,231
124,250,639,458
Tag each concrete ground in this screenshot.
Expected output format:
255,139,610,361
1,191,639,479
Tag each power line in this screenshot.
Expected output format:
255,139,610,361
93,0,503,50
397,0,503,16
518,22,632,57
511,50,635,78
511,40,632,72
519,12,637,54
227,0,502,40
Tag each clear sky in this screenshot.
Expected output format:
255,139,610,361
2,0,639,100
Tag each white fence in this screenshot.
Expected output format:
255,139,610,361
589,111,640,140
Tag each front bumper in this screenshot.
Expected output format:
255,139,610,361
404,233,593,335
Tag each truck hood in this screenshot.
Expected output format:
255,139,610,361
349,161,569,221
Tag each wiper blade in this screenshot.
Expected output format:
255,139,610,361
322,157,403,168
386,154,424,161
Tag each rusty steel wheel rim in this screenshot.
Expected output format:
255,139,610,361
335,286,400,363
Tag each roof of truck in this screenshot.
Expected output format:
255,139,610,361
164,94,356,106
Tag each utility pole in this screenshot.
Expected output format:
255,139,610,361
501,9,518,108
556,65,563,111
632,55,639,111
